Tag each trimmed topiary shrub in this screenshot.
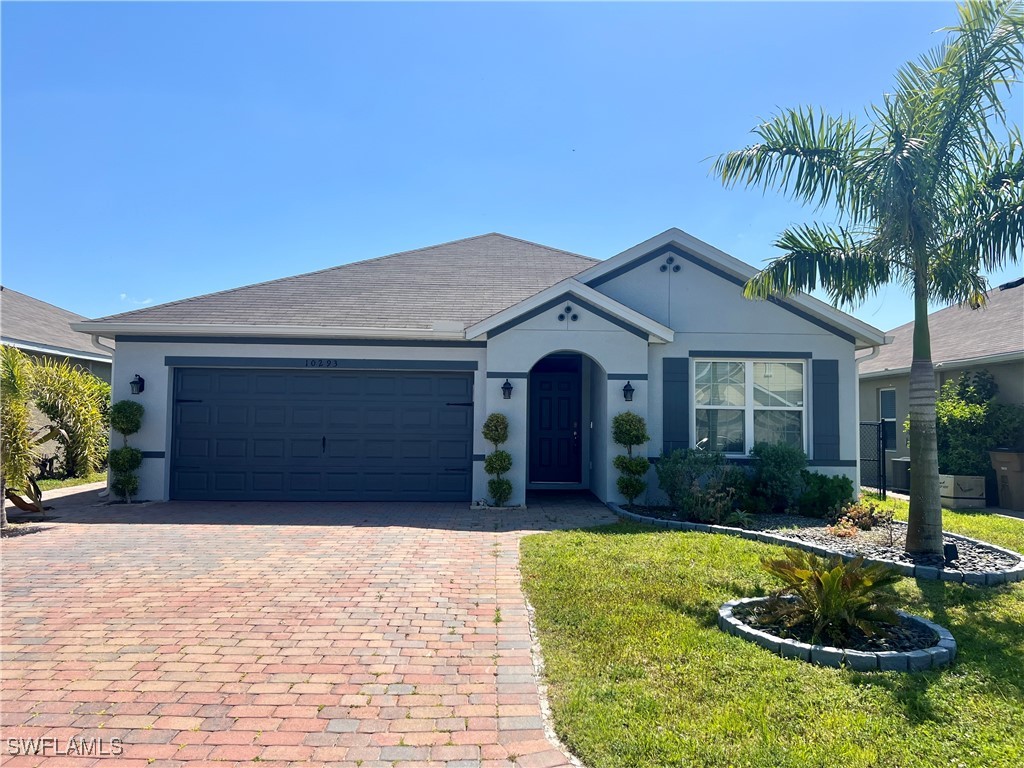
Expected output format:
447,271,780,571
109,400,144,503
611,412,650,505
482,413,513,506
797,470,855,518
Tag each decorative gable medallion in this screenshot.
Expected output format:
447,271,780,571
557,304,580,323
659,255,681,274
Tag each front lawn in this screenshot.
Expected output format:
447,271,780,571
520,500,1024,768
35,470,107,491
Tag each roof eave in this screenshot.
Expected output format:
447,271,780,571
71,321,469,341
2,337,112,363
859,349,1024,379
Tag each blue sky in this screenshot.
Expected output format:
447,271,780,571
3,1,1021,331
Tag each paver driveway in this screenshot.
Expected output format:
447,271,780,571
1,492,615,767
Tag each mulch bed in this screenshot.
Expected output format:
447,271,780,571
734,600,937,652
625,506,1021,575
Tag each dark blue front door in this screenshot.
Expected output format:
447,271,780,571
529,358,582,483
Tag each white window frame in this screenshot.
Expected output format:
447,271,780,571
879,388,897,452
692,358,808,455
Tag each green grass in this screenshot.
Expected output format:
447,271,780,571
520,499,1024,768
35,471,107,492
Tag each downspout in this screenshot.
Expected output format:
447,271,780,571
854,337,893,497
91,334,115,498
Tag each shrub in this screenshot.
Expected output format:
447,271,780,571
31,358,110,478
758,549,900,646
750,442,807,513
797,470,854,518
109,400,145,502
108,447,143,474
611,412,650,505
655,448,725,510
914,371,1024,481
482,413,513,506
836,500,894,531
110,400,145,441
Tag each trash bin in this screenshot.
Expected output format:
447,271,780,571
891,457,911,492
989,450,1024,512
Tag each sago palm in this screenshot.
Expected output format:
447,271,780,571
714,1,1024,554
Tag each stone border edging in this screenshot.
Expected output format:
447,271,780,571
608,503,1024,585
718,597,956,672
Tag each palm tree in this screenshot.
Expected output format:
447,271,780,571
714,0,1023,554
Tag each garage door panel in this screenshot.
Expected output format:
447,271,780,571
172,368,473,501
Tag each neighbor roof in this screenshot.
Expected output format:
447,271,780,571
0,286,112,362
859,278,1024,376
80,234,598,334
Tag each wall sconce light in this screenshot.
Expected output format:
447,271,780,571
130,374,145,395
622,381,634,402
501,379,514,400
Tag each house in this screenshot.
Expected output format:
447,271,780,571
858,278,1024,488
74,229,886,505
0,286,113,381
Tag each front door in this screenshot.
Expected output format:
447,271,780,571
529,357,582,483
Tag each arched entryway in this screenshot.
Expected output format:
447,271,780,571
528,352,607,492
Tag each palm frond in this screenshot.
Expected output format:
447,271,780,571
713,107,868,216
743,224,892,307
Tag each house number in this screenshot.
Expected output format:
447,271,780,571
305,359,339,368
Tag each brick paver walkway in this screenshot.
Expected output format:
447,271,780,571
1,492,615,767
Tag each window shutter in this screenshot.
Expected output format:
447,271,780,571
812,359,841,461
663,357,689,455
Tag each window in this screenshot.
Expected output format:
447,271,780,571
695,359,805,453
879,388,897,451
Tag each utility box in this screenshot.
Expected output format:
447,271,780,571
990,450,1024,512
939,474,986,509
891,457,911,493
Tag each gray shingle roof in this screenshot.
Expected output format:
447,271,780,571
859,279,1024,375
84,234,598,330
1,286,112,360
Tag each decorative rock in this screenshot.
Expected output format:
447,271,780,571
810,646,844,667
843,650,879,672
906,650,933,671
876,651,909,672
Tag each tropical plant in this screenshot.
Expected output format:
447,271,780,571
31,357,110,478
109,399,145,503
482,413,512,506
758,549,901,646
611,412,650,505
1,347,64,522
714,1,1024,554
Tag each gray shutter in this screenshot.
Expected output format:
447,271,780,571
812,359,841,461
663,357,689,455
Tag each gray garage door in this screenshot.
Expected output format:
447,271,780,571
170,368,474,501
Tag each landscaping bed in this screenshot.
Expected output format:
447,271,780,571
520,506,1024,768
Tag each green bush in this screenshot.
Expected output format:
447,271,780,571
611,412,650,505
110,473,140,501
750,442,807,513
482,413,513,506
758,549,900,647
655,449,725,510
488,478,512,507
110,400,144,440
31,358,110,478
484,449,512,476
108,447,143,474
931,372,1024,477
797,470,854,518
482,413,509,447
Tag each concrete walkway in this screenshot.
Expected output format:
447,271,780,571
1,492,616,767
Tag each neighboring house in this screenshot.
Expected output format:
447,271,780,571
858,278,1024,488
74,229,886,505
0,286,113,381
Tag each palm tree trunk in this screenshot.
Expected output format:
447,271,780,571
1,478,8,531
905,277,943,554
